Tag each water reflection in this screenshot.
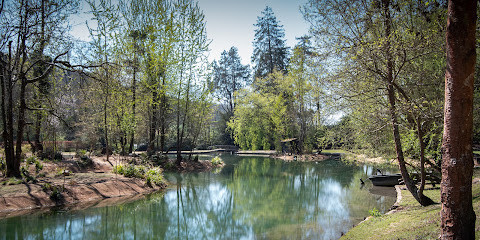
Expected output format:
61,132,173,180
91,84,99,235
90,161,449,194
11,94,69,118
0,156,396,240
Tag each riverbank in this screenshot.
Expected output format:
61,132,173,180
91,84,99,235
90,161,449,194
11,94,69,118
341,169,480,239
0,155,167,218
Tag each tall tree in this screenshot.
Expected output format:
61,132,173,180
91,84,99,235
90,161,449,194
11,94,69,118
252,6,289,80
172,0,210,164
302,0,444,205
212,47,250,145
213,47,250,116
441,0,477,238
87,0,119,162
0,0,78,177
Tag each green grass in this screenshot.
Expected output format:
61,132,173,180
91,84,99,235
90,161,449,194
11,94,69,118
319,149,349,154
341,183,480,240
474,150,480,155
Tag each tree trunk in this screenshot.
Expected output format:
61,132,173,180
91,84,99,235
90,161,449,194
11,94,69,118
14,78,27,176
382,0,433,206
416,119,433,206
441,0,476,238
1,43,18,177
148,90,158,155
128,65,136,154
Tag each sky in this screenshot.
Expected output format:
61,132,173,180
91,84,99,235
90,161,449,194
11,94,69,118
70,0,311,65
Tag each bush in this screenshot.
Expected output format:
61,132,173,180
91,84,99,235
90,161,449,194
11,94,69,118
113,164,145,179
114,164,165,187
145,167,165,186
211,156,224,166
164,161,176,171
42,183,63,201
25,156,36,165
20,166,36,183
113,164,125,175
369,207,382,217
34,160,43,173
75,149,87,158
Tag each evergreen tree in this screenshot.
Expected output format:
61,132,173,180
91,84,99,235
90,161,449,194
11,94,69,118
252,6,289,80
213,47,251,116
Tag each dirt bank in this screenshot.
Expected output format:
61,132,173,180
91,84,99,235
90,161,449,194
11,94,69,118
0,156,165,218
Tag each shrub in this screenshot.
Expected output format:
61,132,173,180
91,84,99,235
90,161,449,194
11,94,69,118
34,160,43,173
25,156,36,165
113,164,145,179
20,166,36,183
42,183,63,201
211,156,224,166
369,207,382,217
113,164,125,175
75,149,87,158
114,164,165,187
145,167,165,186
164,161,176,171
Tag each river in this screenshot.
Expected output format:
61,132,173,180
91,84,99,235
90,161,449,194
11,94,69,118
0,155,396,240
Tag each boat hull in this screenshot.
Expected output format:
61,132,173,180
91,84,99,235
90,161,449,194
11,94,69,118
368,174,402,186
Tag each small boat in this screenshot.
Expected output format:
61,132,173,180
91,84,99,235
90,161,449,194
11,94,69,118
368,173,402,186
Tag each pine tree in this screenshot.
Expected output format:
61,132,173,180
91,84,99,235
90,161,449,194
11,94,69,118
252,6,289,80
213,46,250,116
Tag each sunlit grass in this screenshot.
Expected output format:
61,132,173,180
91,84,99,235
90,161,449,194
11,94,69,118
341,184,480,239
320,149,349,154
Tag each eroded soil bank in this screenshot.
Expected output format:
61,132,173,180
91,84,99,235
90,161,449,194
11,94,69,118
0,156,164,218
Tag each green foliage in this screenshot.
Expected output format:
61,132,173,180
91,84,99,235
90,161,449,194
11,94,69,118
368,207,382,217
1,178,23,185
144,167,165,186
252,6,289,79
20,166,36,183
163,161,176,171
25,156,44,173
42,183,64,201
113,164,165,186
25,156,36,165
34,160,44,173
211,156,224,166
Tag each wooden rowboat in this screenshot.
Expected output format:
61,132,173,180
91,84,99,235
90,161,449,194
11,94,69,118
368,173,402,186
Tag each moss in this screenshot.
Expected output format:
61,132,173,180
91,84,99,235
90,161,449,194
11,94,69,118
342,184,480,240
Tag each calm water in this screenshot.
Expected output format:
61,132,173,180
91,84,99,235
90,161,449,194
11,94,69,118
0,155,396,240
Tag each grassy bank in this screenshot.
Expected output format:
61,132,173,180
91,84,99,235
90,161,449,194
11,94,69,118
341,169,480,239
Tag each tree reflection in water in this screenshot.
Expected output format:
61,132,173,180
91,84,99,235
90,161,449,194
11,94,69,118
0,155,396,239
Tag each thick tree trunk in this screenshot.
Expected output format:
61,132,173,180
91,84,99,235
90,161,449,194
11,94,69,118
441,0,477,238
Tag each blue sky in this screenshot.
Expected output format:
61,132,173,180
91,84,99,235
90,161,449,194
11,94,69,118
198,0,310,65
71,0,310,65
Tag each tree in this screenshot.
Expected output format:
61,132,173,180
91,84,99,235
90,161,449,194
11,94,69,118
87,0,120,162
0,0,78,177
213,47,250,116
302,0,445,205
252,6,289,80
172,0,210,164
212,46,250,145
441,0,476,238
